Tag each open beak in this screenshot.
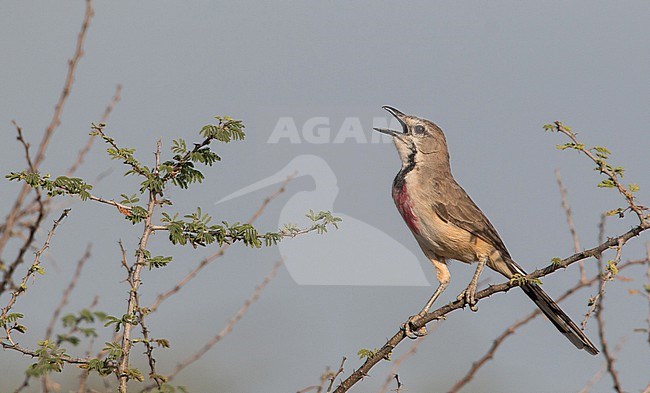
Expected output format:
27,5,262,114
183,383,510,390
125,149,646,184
373,105,408,137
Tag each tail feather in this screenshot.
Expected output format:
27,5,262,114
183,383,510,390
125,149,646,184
521,283,599,355
492,255,598,355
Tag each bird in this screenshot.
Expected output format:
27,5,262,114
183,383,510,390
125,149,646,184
216,154,431,286
373,106,598,355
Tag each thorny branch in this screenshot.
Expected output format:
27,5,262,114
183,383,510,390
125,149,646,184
378,338,423,393
116,144,160,393
594,240,625,393
332,221,649,393
297,357,346,393
135,290,161,389
581,220,621,330
448,258,646,393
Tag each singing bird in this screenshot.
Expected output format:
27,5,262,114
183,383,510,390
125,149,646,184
374,106,598,355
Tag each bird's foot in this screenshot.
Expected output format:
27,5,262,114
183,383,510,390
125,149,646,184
457,284,479,312
401,312,428,339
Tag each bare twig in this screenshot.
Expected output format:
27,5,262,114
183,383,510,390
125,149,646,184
645,243,650,347
0,125,46,295
135,291,162,389
297,359,344,393
332,221,648,393
0,84,120,276
44,244,92,341
581,237,623,330
13,375,31,393
325,357,346,393
594,240,624,393
118,240,129,273
13,121,36,173
141,260,283,391
555,169,585,282
66,84,122,177
393,374,403,393
1,210,71,340
379,338,423,393
0,0,94,261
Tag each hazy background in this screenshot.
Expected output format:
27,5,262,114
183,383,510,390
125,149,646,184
1,1,649,392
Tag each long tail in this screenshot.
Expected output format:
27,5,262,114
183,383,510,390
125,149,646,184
521,282,599,355
495,256,599,355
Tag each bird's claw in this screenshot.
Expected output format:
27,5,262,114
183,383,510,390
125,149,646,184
457,286,479,312
401,313,428,339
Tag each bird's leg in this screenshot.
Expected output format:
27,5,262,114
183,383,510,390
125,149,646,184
457,256,487,312
403,257,449,339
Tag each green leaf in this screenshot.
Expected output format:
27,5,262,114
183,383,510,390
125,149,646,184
357,348,378,359
104,316,123,332
148,255,173,269
606,260,618,276
127,367,145,382
103,341,123,359
61,313,77,328
57,334,80,346
605,208,624,217
171,138,187,154
154,338,171,348
597,179,616,188
542,124,555,132
1,312,24,328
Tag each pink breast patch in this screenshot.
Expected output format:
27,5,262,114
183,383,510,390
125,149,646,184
392,183,420,235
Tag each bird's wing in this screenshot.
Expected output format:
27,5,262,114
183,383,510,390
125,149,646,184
431,178,512,260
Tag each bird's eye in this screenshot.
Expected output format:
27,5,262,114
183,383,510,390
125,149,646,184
414,125,425,134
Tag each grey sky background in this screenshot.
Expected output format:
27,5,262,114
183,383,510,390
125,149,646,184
1,1,649,392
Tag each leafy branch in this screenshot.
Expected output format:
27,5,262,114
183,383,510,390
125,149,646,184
155,208,340,248
332,222,648,393
4,116,339,392
545,121,648,223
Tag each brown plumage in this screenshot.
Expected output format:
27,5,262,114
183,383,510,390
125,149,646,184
374,106,598,355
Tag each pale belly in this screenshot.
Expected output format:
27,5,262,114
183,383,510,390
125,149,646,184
410,207,480,263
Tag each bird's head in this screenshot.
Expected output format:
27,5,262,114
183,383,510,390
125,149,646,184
373,106,449,169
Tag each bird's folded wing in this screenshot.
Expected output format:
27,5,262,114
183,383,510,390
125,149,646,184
430,178,512,261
